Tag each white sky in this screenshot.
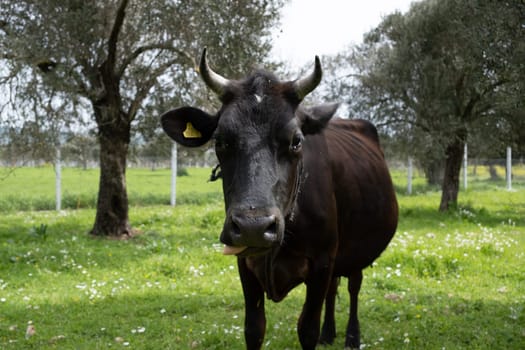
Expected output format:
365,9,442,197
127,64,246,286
272,0,415,67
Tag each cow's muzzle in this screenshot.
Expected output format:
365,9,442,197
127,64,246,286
220,207,284,256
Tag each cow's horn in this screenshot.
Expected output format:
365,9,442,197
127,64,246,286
293,56,322,100
199,48,230,96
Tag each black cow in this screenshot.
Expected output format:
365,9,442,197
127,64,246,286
161,49,398,350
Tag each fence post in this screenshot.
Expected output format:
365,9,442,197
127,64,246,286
54,146,62,211
506,146,512,191
170,142,177,206
407,157,413,195
463,143,468,190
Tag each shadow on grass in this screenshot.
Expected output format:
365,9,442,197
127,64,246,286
398,196,525,230
394,182,442,195
0,291,247,350
356,291,525,350
1,288,523,350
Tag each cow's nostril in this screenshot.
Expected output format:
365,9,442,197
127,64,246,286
229,212,280,246
264,222,278,241
231,218,241,238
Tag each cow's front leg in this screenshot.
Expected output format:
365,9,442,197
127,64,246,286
297,257,333,350
238,258,266,350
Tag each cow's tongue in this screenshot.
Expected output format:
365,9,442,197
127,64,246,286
222,245,247,255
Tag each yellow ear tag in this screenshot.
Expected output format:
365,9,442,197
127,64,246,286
183,122,202,139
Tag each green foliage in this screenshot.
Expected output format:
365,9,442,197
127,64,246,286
0,0,286,136
348,0,525,151
0,167,524,349
323,0,525,210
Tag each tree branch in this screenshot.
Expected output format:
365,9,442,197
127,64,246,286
117,44,196,79
68,64,90,97
104,0,129,72
126,57,183,119
462,78,509,121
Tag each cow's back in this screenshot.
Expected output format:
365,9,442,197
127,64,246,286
325,118,398,274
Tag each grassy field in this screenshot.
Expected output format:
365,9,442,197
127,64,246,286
0,167,524,349
0,167,222,211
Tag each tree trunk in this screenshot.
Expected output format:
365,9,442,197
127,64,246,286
488,163,500,181
422,159,444,186
91,105,132,237
439,133,466,212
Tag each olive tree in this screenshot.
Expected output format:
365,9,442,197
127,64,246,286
331,0,524,210
1,0,284,236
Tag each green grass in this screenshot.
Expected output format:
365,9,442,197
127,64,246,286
0,167,524,349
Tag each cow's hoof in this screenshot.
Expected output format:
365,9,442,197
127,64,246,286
344,334,360,350
319,328,335,345
319,337,335,346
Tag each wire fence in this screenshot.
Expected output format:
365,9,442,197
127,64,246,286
391,158,525,194
1,154,523,212
128,157,525,183
0,155,214,170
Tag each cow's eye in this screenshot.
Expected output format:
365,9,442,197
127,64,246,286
290,133,303,153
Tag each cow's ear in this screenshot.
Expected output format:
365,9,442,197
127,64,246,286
161,107,218,147
298,103,339,135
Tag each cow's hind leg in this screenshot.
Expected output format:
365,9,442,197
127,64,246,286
345,270,363,349
319,276,340,345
